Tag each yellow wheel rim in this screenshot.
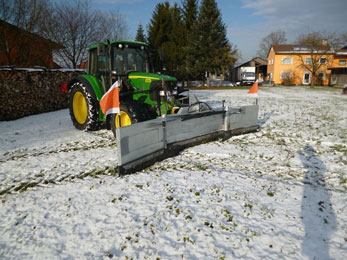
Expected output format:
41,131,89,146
171,107,180,114
115,111,132,128
73,92,88,124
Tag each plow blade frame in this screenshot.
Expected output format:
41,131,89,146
116,105,259,174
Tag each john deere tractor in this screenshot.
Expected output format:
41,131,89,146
67,41,188,135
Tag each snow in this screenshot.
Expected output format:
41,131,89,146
1,87,346,259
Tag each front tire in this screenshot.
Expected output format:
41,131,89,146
69,82,99,131
110,101,145,137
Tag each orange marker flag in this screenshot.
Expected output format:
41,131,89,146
248,80,258,96
99,81,120,116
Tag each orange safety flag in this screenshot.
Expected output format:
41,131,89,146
99,81,120,116
248,80,258,96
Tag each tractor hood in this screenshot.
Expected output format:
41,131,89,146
128,72,176,82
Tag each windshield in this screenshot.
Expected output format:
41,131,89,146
112,45,151,75
243,72,255,78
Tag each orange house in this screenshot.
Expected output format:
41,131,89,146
267,44,334,86
0,20,62,68
329,47,347,86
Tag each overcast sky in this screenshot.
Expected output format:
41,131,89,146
91,0,347,63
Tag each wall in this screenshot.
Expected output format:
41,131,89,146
332,55,347,67
0,69,84,121
267,47,275,82
267,51,333,85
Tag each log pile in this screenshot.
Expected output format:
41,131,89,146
0,69,85,121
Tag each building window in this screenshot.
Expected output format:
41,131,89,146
318,72,326,81
319,57,327,64
281,56,293,64
339,60,346,66
305,57,312,65
268,59,271,65
272,58,274,65
280,71,291,79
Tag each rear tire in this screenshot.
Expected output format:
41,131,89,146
69,82,100,131
111,101,145,137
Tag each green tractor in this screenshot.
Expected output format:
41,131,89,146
67,41,189,135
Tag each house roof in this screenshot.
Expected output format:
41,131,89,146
335,46,347,56
234,57,267,68
0,19,63,49
269,44,333,57
252,57,267,65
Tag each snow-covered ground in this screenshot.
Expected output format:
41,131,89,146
1,87,346,259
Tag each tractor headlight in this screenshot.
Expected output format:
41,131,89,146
160,90,165,96
172,90,177,95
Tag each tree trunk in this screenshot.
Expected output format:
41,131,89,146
310,73,315,88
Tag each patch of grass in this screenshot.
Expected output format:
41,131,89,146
331,144,347,156
183,236,195,244
196,165,208,170
244,203,253,209
204,221,214,228
267,191,275,197
135,184,143,189
185,215,192,220
227,215,233,222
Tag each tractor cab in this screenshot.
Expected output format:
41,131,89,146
87,41,152,93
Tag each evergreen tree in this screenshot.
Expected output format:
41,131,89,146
186,0,235,83
182,0,198,32
135,23,146,43
148,2,172,73
148,2,185,78
164,3,186,78
181,0,199,80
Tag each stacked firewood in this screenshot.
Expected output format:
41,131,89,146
0,69,84,121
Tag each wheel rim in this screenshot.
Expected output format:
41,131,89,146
115,111,132,128
73,92,88,124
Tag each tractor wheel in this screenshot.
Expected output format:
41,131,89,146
69,82,99,131
111,101,145,137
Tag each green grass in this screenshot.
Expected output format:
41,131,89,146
188,86,249,90
268,85,341,91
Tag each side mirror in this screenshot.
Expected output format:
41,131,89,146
97,45,106,56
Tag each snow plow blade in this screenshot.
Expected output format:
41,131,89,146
116,105,259,174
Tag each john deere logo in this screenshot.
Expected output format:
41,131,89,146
145,78,151,83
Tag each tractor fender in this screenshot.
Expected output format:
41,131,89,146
67,76,101,101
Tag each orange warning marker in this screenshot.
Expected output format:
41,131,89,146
99,81,120,116
247,80,258,96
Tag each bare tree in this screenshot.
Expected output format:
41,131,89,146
99,10,128,42
296,31,341,50
0,0,48,32
257,30,287,59
40,0,128,68
295,31,334,88
339,32,347,48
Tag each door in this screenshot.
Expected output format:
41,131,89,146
303,72,310,85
